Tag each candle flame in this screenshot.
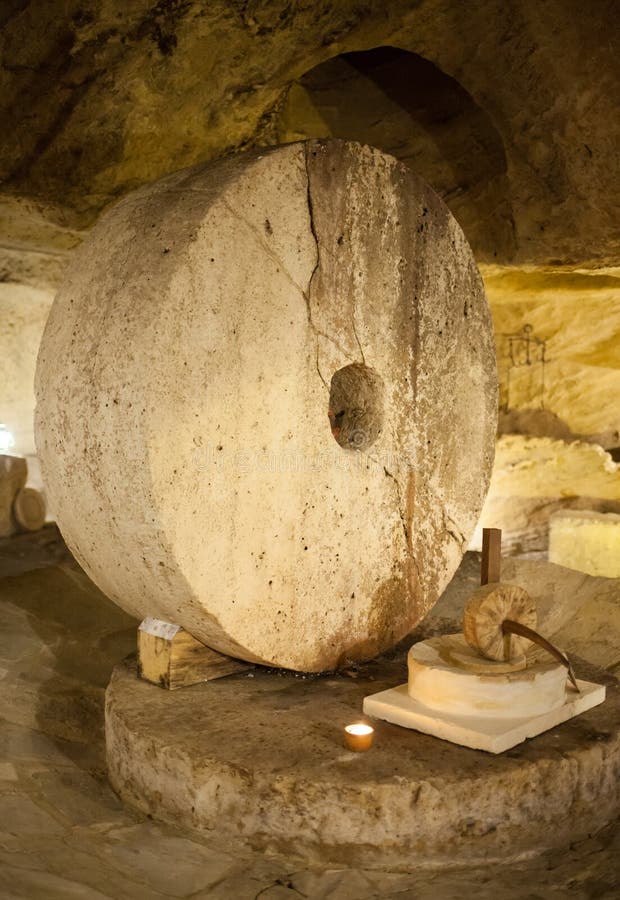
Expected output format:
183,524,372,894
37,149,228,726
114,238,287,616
345,723,373,736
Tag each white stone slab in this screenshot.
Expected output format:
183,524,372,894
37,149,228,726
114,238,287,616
363,679,606,754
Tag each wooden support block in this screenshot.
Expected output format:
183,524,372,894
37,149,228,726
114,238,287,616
137,618,252,690
481,527,502,585
0,455,27,537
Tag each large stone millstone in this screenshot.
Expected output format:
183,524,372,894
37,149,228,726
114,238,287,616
35,140,497,671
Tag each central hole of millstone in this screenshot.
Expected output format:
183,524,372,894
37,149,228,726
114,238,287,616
328,363,385,451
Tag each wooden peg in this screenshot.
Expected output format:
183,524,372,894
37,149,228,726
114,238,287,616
481,527,502,585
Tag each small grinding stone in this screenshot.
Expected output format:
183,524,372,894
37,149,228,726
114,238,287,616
407,636,567,719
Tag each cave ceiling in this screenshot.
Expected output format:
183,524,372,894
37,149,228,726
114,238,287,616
1,0,619,290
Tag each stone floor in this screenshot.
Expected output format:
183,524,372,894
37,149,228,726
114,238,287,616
0,527,619,899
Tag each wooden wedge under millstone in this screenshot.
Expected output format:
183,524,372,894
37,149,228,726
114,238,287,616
137,618,252,690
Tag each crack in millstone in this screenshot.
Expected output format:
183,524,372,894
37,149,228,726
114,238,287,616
383,465,410,543
380,465,421,585
221,198,351,365
441,508,466,549
303,144,328,389
368,457,422,590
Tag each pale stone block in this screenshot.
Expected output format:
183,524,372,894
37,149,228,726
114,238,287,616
549,510,620,578
363,679,606,754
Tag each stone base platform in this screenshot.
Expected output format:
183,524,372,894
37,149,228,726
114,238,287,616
105,655,620,870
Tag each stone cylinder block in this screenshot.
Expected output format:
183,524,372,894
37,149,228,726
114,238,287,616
549,510,620,578
35,140,497,671
0,454,27,537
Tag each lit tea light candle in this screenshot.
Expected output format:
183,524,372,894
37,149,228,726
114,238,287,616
344,722,374,752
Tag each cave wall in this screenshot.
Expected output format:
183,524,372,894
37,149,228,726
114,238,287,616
1,0,619,548
471,435,620,555
274,47,516,262
1,0,619,288
485,267,620,447
0,284,53,456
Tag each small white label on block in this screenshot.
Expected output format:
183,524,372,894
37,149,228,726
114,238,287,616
139,617,181,640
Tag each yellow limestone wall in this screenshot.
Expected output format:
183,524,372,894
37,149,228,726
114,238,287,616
471,435,620,554
0,284,53,456
471,267,620,553
482,266,620,446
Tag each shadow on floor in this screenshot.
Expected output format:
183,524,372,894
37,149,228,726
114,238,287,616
0,527,137,769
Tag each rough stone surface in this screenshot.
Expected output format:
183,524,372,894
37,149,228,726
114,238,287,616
484,267,620,447
2,529,620,898
1,1,619,284
106,652,620,870
35,139,496,672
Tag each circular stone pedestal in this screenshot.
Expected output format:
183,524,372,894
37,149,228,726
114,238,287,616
106,656,620,870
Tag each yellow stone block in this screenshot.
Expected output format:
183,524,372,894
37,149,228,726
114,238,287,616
549,510,620,578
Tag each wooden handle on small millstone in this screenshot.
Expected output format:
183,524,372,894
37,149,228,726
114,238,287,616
502,619,580,692
481,527,502,585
